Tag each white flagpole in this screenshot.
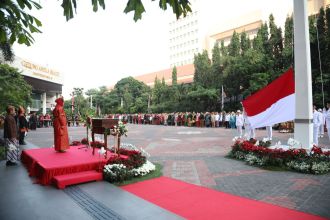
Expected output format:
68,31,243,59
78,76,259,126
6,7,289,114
293,0,313,149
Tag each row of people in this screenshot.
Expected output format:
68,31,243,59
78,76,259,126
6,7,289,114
108,112,246,128
107,111,273,140
27,113,52,129
106,102,330,145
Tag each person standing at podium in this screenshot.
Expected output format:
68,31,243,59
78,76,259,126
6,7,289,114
53,97,70,152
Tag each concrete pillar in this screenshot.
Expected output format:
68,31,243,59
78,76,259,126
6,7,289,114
42,92,47,115
293,0,313,149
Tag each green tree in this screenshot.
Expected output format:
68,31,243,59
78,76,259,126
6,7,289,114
326,7,330,71
72,87,86,116
268,14,284,78
228,31,240,57
0,64,32,113
193,50,211,88
246,72,269,96
114,76,149,113
171,66,177,85
186,86,218,112
0,0,42,61
310,7,330,107
220,40,228,57
240,31,250,55
283,15,293,68
211,41,222,89
61,0,191,22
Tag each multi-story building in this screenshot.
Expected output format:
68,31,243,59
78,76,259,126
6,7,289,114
169,6,200,67
122,0,329,88
9,56,63,114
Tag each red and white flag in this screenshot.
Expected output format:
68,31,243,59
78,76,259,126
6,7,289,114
242,68,295,129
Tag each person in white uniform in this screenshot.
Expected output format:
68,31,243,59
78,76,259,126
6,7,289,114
235,110,244,138
325,101,330,142
319,108,325,138
266,125,273,141
313,106,322,145
243,111,256,140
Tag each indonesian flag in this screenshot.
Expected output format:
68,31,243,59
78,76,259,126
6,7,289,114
242,68,295,129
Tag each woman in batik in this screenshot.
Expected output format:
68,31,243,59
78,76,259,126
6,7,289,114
4,105,20,166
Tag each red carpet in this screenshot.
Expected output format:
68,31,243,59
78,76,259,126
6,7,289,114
21,146,122,185
121,177,327,220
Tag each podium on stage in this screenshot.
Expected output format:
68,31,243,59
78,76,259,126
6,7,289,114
91,118,119,156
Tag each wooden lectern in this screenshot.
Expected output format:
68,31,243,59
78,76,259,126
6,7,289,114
91,118,119,156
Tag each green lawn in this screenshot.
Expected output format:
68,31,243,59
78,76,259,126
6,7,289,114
114,163,163,186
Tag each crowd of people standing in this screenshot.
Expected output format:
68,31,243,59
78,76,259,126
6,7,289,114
106,111,272,140
107,102,330,144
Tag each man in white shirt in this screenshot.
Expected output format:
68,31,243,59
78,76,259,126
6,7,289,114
318,109,325,138
243,111,255,140
325,102,330,142
266,125,273,141
225,113,230,129
313,106,322,145
235,110,244,138
215,112,220,127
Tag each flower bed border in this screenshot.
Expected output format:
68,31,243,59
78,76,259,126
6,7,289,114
228,139,330,174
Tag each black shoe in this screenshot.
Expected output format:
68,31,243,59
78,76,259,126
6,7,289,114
6,161,17,166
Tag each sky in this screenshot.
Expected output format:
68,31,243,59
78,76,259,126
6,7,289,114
13,0,292,99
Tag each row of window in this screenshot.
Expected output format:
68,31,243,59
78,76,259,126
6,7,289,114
169,30,199,43
169,20,198,34
170,48,199,58
171,59,194,67
170,39,198,50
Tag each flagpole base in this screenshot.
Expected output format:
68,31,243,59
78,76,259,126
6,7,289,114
294,121,313,150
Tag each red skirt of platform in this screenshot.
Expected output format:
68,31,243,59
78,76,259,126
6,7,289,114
21,146,116,185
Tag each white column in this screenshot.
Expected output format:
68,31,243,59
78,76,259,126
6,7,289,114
293,0,313,149
42,92,47,115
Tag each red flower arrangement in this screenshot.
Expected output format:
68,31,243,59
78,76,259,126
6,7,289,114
70,141,81,146
229,140,330,174
107,148,146,169
90,141,105,148
81,138,88,145
231,140,330,160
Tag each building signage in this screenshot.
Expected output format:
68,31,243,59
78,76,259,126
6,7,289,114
11,56,63,85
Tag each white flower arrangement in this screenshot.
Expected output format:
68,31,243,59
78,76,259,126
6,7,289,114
104,163,127,175
244,153,266,166
98,147,106,155
286,161,310,172
131,160,156,176
287,138,301,148
262,137,269,142
311,162,330,174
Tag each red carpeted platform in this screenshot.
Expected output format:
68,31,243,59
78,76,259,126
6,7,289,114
21,146,124,185
121,177,327,220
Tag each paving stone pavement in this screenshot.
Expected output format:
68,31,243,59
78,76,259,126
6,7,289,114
23,124,330,219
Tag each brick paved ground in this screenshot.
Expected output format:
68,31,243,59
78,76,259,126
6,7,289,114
25,125,330,218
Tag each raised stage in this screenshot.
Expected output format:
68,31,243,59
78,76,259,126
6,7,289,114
21,146,121,186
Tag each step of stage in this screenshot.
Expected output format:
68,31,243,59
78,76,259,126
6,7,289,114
53,170,103,189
